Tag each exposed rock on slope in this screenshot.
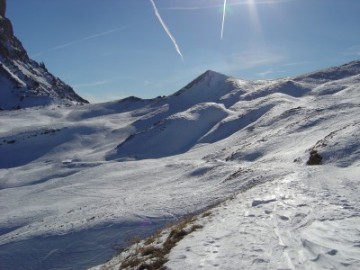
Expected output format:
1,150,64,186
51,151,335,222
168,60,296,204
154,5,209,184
0,1,88,110
0,0,5,17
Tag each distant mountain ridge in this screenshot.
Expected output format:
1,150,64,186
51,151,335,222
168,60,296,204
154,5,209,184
0,0,88,110
295,60,360,82
104,59,359,161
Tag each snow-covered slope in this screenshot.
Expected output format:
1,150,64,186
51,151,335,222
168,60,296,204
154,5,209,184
0,5,88,110
0,60,360,270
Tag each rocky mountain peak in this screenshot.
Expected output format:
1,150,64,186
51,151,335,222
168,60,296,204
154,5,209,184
0,18,28,61
0,4,88,110
183,70,229,90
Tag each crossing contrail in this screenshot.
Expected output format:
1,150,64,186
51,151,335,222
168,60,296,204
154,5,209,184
149,0,184,61
221,0,227,40
31,27,125,57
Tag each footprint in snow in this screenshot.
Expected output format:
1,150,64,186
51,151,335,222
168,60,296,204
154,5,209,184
251,197,277,207
278,215,290,221
326,249,338,256
252,258,269,264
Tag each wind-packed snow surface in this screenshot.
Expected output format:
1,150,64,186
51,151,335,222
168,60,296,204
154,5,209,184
1,61,360,269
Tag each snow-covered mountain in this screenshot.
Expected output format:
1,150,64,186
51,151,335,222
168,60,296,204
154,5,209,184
0,59,360,270
0,2,88,110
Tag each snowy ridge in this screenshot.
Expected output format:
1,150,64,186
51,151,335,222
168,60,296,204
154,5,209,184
110,102,231,160
296,60,360,83
0,60,360,269
0,13,88,110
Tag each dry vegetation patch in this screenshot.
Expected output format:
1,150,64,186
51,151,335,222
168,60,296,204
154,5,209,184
116,215,205,270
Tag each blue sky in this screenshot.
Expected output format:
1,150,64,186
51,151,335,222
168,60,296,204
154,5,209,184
6,0,360,103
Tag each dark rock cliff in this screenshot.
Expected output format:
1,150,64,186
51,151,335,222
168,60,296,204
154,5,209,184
0,1,88,110
0,0,6,17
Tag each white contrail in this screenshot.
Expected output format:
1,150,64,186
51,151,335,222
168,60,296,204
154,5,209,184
31,27,125,57
221,0,227,40
149,0,184,61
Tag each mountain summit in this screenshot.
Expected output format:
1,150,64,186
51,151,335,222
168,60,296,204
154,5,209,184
0,1,88,110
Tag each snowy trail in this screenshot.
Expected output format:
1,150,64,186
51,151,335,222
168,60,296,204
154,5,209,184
166,165,360,270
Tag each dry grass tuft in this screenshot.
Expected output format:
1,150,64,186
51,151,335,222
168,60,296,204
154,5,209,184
119,215,203,269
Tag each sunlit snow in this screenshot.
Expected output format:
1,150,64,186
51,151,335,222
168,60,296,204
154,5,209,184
1,62,360,269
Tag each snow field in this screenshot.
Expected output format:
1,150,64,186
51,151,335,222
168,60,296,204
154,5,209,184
1,62,360,269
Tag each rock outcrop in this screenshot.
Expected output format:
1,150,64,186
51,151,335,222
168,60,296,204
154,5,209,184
0,0,5,17
0,1,88,110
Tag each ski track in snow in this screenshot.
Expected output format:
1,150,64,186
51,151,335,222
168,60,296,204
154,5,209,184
1,62,360,269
